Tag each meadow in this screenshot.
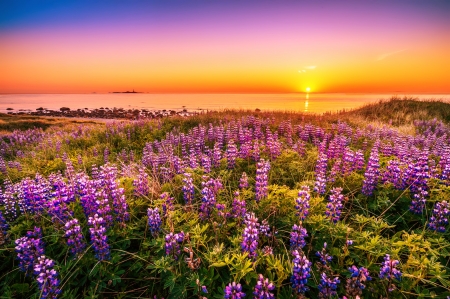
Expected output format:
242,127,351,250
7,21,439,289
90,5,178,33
0,97,449,299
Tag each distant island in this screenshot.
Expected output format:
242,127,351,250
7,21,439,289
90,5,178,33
110,89,142,94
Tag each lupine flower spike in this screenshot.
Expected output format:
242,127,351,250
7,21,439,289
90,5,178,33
253,274,275,299
379,254,402,292
224,282,246,298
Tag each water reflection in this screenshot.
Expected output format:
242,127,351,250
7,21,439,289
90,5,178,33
304,93,309,112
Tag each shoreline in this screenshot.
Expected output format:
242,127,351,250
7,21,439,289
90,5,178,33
3,106,197,120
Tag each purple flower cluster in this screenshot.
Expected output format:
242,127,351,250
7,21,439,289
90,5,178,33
379,254,402,291
346,266,372,297
428,200,449,232
291,251,312,294
253,274,275,299
255,159,270,202
147,207,162,236
226,140,238,169
325,187,344,224
362,145,380,196
290,224,307,251
241,213,260,260
224,282,246,299
15,227,45,274
87,214,110,261
410,187,428,214
0,210,8,244
239,172,249,189
182,172,195,205
164,231,185,260
314,152,328,195
259,220,271,237
295,185,310,222
316,242,332,265
34,255,61,299
161,192,175,216
231,191,247,220
318,272,340,298
134,167,150,196
63,218,86,258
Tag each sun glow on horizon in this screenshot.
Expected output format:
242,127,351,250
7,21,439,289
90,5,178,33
306,87,311,93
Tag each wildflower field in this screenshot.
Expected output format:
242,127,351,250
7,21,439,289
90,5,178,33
1,98,450,299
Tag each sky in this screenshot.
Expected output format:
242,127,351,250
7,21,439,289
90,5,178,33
1,0,449,94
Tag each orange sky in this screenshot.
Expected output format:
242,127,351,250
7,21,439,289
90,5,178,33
1,1,449,93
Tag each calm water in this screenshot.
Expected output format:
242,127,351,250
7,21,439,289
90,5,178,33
1,93,449,114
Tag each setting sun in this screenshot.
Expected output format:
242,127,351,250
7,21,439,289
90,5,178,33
306,87,311,93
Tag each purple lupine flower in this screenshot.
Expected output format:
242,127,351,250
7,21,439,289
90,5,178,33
0,211,8,245
241,213,260,260
355,149,365,171
316,242,332,265
259,220,270,237
328,159,342,183
104,147,109,164
212,142,222,168
79,179,98,219
410,187,428,214
255,159,270,202
133,167,150,196
164,231,185,260
291,251,312,295
201,154,211,173
379,254,402,292
231,191,247,220
325,187,344,224
290,224,307,251
189,148,199,169
18,177,46,216
33,256,60,299
199,179,218,220
110,185,129,224
147,207,162,237
63,218,86,258
428,201,449,232
252,140,260,162
295,185,310,222
362,145,380,196
161,192,175,216
239,172,249,189
346,239,354,246
87,214,110,261
201,285,208,293
1,179,19,221
253,274,275,299
46,195,72,227
382,159,403,189
314,152,328,195
216,203,230,218
224,282,246,298
15,227,45,274
318,272,340,298
95,194,113,228
346,266,371,297
226,140,238,169
182,172,195,205
342,148,355,175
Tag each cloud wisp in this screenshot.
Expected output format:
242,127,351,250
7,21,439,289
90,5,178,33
298,66,316,74
376,49,406,61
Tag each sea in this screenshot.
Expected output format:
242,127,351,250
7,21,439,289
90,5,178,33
0,93,449,115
